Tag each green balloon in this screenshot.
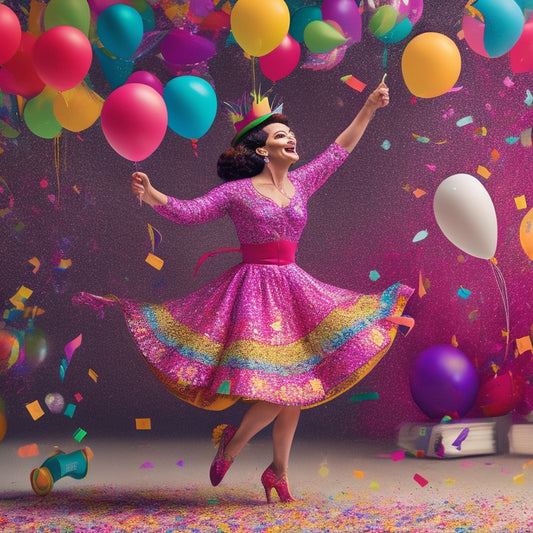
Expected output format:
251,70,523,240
24,89,62,139
303,20,347,54
24,327,48,369
44,0,91,36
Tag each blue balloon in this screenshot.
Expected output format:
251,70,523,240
163,76,217,140
289,6,322,43
475,0,524,58
97,4,144,59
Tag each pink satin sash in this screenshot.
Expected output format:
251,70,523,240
194,240,297,279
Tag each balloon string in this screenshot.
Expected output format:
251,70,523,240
251,56,256,95
490,261,510,361
53,133,62,206
134,161,142,207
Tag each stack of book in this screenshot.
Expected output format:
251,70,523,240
508,424,533,455
397,416,511,458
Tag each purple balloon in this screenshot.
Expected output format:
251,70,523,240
321,0,362,42
126,71,164,96
409,344,479,419
159,29,216,66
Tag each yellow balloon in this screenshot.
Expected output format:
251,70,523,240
53,82,104,132
520,207,533,260
401,32,461,98
231,0,290,57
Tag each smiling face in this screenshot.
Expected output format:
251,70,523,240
258,122,299,165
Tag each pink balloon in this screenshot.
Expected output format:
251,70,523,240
0,5,22,65
509,19,533,73
126,71,164,95
0,32,45,98
159,28,216,65
101,83,168,161
259,34,301,82
321,0,361,42
462,13,488,58
33,26,93,92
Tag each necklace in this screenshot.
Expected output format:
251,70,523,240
272,180,291,199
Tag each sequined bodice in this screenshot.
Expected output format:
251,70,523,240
153,143,349,245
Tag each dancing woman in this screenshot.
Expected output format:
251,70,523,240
76,81,413,503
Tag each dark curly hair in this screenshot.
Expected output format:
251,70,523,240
217,114,289,182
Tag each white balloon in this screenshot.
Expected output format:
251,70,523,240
433,173,497,259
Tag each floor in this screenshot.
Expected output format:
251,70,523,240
1,434,533,532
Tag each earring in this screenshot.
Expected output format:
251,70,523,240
263,155,270,164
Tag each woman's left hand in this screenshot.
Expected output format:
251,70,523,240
366,83,390,110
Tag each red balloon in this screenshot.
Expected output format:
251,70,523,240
0,32,45,98
477,371,526,417
259,34,301,82
33,26,92,92
0,5,22,65
509,19,533,74
101,83,168,162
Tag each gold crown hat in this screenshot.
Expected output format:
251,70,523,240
226,91,283,147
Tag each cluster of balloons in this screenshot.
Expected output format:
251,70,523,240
462,0,533,73
0,1,219,160
0,322,48,376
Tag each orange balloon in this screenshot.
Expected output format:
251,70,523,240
401,32,461,98
0,410,5,442
53,82,104,132
519,207,533,260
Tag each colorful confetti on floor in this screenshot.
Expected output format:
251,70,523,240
1,484,532,532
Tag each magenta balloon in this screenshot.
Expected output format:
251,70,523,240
126,71,164,95
259,34,301,82
321,0,361,42
0,5,22,65
87,0,123,15
33,26,93,91
509,19,533,73
159,28,216,65
462,13,488,58
409,345,479,419
101,83,168,161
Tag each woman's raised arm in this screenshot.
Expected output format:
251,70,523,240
334,82,389,153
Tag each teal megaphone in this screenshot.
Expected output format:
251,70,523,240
30,447,92,496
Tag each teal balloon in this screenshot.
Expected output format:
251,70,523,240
475,0,524,57
379,17,413,44
93,43,134,89
303,20,347,54
97,4,144,59
290,6,322,43
163,76,217,140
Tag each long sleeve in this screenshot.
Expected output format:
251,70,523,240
152,184,230,225
290,143,349,199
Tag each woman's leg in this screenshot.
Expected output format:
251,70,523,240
224,401,283,458
270,406,301,477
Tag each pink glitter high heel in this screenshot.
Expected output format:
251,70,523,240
261,466,296,503
209,424,237,486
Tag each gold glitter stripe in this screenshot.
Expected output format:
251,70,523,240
150,294,383,365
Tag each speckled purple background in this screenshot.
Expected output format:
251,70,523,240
1,0,532,442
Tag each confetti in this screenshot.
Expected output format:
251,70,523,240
135,418,152,430
412,230,428,243
17,443,39,458
25,400,45,421
349,391,379,402
369,270,380,281
73,427,87,442
340,75,367,92
515,195,527,210
413,473,429,487
146,252,164,270
456,116,473,127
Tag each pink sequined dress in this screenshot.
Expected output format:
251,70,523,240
77,143,413,410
